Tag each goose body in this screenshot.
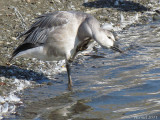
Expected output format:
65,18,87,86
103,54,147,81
10,11,122,89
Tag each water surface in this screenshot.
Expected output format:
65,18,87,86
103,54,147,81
13,21,160,120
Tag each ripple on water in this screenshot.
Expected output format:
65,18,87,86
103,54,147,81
6,21,160,119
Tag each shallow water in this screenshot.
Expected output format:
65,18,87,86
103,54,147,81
6,20,160,120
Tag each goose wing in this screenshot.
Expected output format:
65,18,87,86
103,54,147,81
11,11,70,59
20,11,69,44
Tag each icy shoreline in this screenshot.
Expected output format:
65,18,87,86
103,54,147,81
0,78,31,119
0,60,66,119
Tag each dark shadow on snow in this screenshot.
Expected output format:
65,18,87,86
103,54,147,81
83,0,150,12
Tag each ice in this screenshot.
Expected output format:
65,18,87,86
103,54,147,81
0,103,16,118
113,12,140,31
9,105,16,113
135,13,139,21
0,96,5,103
0,77,32,118
1,102,9,113
8,94,20,102
84,0,88,3
102,23,114,31
120,13,125,23
0,105,2,113
17,82,25,91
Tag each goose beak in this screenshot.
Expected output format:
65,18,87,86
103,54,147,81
111,44,123,53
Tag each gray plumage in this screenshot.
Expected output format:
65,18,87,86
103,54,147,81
10,11,122,89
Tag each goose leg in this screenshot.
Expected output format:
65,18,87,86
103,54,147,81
66,62,72,89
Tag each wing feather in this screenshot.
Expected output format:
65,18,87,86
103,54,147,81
20,11,69,44
11,11,69,60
